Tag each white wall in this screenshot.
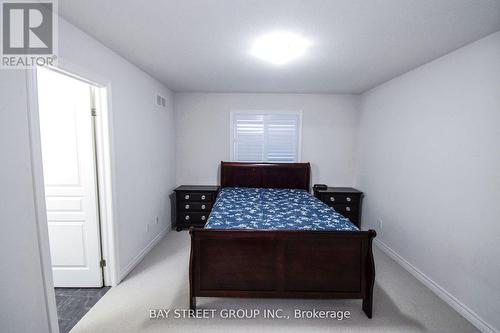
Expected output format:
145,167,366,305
357,31,500,332
0,17,176,333
0,71,53,333
57,18,176,276
174,93,359,187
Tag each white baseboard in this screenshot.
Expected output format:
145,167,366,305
374,239,498,333
119,228,169,282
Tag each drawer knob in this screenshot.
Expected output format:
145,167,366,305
346,206,351,212
201,216,206,221
201,204,206,210
201,195,206,200
185,204,190,209
184,194,190,200
330,196,335,202
185,215,190,220
346,197,351,202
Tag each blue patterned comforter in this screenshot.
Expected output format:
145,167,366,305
205,187,358,231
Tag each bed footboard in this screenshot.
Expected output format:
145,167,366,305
189,228,376,318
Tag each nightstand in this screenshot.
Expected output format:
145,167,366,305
313,187,363,228
173,185,219,231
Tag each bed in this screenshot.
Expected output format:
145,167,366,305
189,162,376,317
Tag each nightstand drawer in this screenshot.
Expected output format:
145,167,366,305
331,203,358,216
174,185,219,231
314,187,363,228
181,193,213,202
320,193,359,204
180,202,212,211
179,212,210,223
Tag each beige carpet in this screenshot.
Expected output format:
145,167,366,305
71,231,478,333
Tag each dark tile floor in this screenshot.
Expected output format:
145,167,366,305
55,287,111,333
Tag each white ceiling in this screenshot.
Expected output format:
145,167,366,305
59,0,500,94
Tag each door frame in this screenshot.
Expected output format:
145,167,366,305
25,61,120,332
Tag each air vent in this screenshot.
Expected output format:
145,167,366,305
155,93,167,109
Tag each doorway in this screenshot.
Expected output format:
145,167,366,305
35,66,114,332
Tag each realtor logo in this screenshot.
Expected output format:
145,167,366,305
1,0,57,68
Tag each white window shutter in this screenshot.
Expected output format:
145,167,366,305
266,114,300,162
234,114,265,162
232,112,300,163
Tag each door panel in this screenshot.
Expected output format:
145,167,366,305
37,67,103,287
48,222,86,266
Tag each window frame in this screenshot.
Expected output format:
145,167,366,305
229,110,303,163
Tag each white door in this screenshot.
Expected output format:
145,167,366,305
37,67,103,287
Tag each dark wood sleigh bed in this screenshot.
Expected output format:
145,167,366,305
189,162,377,317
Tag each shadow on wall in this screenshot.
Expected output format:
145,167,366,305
310,163,320,190
169,192,176,230
217,163,221,186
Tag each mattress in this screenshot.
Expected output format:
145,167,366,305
205,187,358,231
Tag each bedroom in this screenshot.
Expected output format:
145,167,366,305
0,1,499,333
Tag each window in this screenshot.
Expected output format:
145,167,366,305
230,111,302,163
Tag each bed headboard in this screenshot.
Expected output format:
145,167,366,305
220,162,311,191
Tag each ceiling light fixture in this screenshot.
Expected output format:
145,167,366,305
251,31,311,65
